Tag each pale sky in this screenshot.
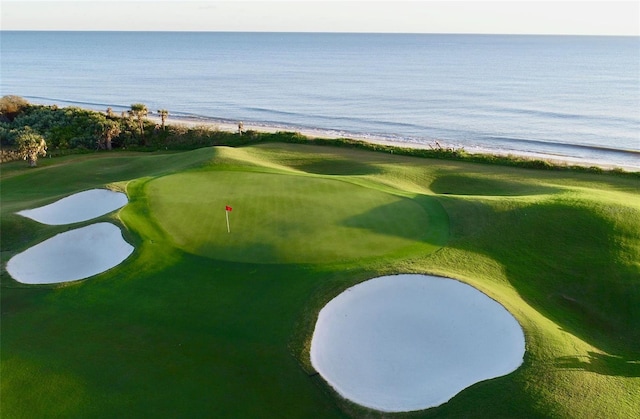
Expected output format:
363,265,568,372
2,1,638,35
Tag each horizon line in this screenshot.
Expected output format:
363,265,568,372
2,29,637,37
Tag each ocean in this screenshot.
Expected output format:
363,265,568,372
1,31,638,168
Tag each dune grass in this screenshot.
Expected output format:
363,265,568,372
1,143,639,418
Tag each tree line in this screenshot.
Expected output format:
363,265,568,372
0,96,248,165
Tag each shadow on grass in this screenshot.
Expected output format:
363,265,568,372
292,159,383,176
430,174,560,196
439,195,640,360
196,241,280,264
0,148,219,200
555,352,640,377
341,194,450,246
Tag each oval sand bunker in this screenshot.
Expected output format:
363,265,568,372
310,274,525,412
6,223,134,284
18,189,128,225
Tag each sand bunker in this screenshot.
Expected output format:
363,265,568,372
17,189,128,225
6,223,134,284
310,274,525,412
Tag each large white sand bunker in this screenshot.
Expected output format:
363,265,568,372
17,189,128,225
6,223,134,284
310,274,526,412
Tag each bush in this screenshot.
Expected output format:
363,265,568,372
16,128,47,166
0,101,143,151
0,147,21,163
0,95,30,122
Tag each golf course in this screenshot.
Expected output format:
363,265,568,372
1,142,639,417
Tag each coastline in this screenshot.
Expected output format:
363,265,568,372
147,113,640,172
20,97,639,172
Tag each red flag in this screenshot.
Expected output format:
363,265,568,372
225,205,232,212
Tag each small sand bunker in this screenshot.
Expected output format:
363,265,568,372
17,189,128,225
310,274,525,412
6,223,134,284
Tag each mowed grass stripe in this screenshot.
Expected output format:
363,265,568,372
146,170,442,264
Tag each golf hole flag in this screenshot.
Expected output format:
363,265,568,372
225,205,232,232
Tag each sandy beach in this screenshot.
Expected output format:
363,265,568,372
148,113,639,172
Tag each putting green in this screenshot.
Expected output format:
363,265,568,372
146,171,448,264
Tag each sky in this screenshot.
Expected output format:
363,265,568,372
2,0,639,35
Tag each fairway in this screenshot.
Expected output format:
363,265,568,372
1,143,639,418
147,171,446,263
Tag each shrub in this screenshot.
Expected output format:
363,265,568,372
0,147,22,163
0,95,30,122
16,128,47,167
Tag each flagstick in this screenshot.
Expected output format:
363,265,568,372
226,210,230,233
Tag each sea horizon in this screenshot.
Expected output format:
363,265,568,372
3,29,638,37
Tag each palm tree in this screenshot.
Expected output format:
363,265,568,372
130,103,148,144
17,129,47,167
99,120,121,150
158,109,168,130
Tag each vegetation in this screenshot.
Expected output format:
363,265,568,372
0,95,30,121
1,142,638,418
1,97,637,179
129,103,149,144
1,102,126,151
157,109,169,131
16,128,47,166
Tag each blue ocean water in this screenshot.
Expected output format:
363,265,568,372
1,31,639,167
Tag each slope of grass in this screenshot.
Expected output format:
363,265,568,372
2,143,639,418
0,148,217,256
146,170,447,264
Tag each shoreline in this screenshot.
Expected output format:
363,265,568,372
19,97,638,172
147,113,640,172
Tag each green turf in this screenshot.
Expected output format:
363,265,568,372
1,143,639,418
147,171,446,263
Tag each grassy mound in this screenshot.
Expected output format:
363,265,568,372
147,171,446,263
1,143,639,418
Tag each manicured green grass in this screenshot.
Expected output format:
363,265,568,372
147,171,446,264
1,143,639,418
